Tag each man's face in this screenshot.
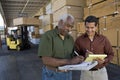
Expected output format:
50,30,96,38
60,24,73,36
85,22,97,36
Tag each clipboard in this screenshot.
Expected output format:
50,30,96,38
85,54,107,62
58,61,98,71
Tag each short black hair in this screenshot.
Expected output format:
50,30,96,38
85,15,98,26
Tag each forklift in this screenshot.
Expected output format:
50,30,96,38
6,17,40,51
19,26,31,50
6,29,21,51
6,26,30,51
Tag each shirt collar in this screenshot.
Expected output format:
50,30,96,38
54,26,60,35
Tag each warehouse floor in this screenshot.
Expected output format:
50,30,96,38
0,44,120,80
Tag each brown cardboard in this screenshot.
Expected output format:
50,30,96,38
43,24,53,32
86,0,114,6
111,56,118,65
34,7,46,16
84,0,116,18
77,22,85,33
70,29,77,41
102,28,117,46
110,48,119,65
52,0,85,12
13,17,41,26
53,6,83,22
42,14,53,26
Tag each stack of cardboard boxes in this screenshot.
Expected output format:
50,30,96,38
34,7,46,17
34,0,86,40
52,0,85,40
42,14,53,32
84,0,115,18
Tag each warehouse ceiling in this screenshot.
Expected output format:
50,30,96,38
0,0,50,19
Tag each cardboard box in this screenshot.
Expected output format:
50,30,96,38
52,0,86,12
118,29,120,46
43,24,53,32
86,0,114,6
102,28,117,46
77,22,85,33
74,19,83,29
84,0,115,18
53,5,84,29
70,29,77,41
46,2,52,14
99,16,112,29
42,14,53,26
53,6,83,22
112,48,118,57
111,56,118,65
86,0,102,6
13,17,41,26
99,15,120,46
111,48,120,65
34,7,46,16
99,14,120,28
118,49,120,65
51,0,56,3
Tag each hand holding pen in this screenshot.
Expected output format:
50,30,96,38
74,51,80,56
71,51,84,64
86,50,93,54
85,49,93,57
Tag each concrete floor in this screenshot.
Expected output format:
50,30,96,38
0,44,120,80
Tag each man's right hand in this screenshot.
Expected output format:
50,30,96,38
70,56,84,65
85,50,93,58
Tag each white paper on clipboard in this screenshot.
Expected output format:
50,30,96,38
58,61,98,71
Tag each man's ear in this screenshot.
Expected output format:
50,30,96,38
58,20,64,27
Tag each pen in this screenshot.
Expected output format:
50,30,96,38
74,51,80,56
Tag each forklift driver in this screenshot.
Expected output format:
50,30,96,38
13,31,18,39
11,30,18,43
